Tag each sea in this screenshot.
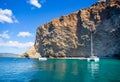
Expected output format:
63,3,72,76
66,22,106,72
0,57,120,82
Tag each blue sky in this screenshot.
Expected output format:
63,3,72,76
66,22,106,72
0,0,98,54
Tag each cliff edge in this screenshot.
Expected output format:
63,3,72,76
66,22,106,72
20,0,120,58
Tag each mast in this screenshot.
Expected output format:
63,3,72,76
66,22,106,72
91,32,94,57
87,27,99,62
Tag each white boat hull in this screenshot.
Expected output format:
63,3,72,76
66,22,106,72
87,57,99,62
39,58,47,61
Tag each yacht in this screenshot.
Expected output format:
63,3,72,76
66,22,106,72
87,31,99,62
87,56,99,62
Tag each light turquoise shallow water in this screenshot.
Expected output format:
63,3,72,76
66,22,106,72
0,58,120,82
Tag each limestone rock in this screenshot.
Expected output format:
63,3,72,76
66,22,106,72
20,0,120,58
19,46,40,58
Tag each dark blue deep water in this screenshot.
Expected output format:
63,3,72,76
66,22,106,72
0,58,120,82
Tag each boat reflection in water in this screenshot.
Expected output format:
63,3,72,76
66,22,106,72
87,62,99,81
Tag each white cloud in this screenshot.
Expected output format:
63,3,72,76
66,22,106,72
0,8,18,23
17,32,33,37
29,0,41,8
0,31,10,39
0,40,34,48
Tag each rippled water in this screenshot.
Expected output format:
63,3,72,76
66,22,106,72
0,58,120,82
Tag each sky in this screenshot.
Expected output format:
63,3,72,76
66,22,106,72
0,0,98,54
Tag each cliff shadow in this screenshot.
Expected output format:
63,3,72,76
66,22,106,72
73,10,91,57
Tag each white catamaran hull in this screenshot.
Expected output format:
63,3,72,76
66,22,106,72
87,56,99,62
39,58,47,61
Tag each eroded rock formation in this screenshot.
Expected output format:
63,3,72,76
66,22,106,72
20,0,120,58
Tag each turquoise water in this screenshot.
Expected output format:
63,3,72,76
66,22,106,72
0,58,120,82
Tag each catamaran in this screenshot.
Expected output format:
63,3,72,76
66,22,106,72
87,31,99,62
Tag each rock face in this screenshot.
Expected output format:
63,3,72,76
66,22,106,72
20,0,120,58
19,46,40,58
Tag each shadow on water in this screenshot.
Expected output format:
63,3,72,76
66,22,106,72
30,59,88,82
30,59,120,82
1,58,120,82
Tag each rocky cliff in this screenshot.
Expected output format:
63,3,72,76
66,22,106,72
20,0,120,58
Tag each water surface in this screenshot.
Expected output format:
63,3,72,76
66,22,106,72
0,58,120,82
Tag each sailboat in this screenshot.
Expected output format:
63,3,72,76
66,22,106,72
87,31,99,62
